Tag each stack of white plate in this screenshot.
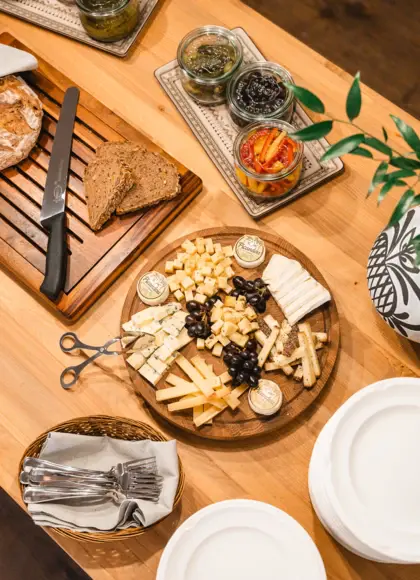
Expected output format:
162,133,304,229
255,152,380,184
157,499,326,580
309,377,420,563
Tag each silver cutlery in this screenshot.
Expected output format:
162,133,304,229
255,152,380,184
23,485,161,504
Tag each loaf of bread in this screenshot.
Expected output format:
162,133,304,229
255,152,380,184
0,75,43,171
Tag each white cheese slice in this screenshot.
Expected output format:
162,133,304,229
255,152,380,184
140,344,158,359
175,328,194,350
271,270,311,301
283,285,328,318
140,321,163,335
280,278,319,309
287,289,331,326
139,363,162,386
130,309,156,327
126,352,146,370
162,311,187,336
148,355,168,375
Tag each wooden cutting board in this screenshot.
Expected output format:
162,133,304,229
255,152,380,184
121,227,340,440
0,33,202,322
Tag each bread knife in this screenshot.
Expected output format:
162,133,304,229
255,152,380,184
40,86,79,301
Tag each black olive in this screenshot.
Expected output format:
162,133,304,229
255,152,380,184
232,376,242,387
253,365,262,375
249,374,259,388
240,350,250,360
186,301,200,313
229,366,239,377
236,371,246,384
244,281,255,292
243,360,254,371
185,315,196,326
231,289,241,298
223,353,233,364
255,301,266,314
191,310,203,321
230,355,243,367
249,352,259,364
187,325,197,337
225,343,237,353
246,339,258,352
248,295,260,307
232,276,245,289
195,322,205,333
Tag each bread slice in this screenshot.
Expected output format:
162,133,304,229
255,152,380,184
95,140,180,215
84,157,134,231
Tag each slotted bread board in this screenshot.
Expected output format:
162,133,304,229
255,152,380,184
0,33,202,322
121,227,340,440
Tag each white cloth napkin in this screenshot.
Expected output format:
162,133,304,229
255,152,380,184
27,432,179,532
0,44,38,77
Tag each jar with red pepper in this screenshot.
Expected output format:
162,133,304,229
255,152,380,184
233,120,303,200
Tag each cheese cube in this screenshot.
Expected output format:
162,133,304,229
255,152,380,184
224,284,234,294
221,257,232,268
181,240,194,252
238,318,253,335
193,271,204,284
165,261,175,274
230,332,249,348
205,238,214,254
218,335,230,347
214,299,224,308
184,266,193,276
197,338,205,350
175,270,185,282
223,310,236,323
251,321,260,331
204,276,215,286
139,363,161,386
211,252,224,265
197,284,207,294
195,238,205,254
223,245,234,257
211,307,223,323
185,289,194,302
211,319,224,335
201,266,213,276
235,298,246,312
225,266,235,278
174,289,184,302
217,276,228,289
173,259,183,270
205,334,219,349
214,263,225,277
221,321,238,337
148,355,167,375
169,281,180,292
244,306,257,321
212,343,223,357
195,293,207,304
214,243,222,253
181,276,195,290
224,296,237,308
202,284,216,297
186,245,197,256
155,330,167,347
200,252,212,262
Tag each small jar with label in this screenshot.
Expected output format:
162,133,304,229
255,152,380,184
137,271,169,306
234,235,266,269
248,379,283,416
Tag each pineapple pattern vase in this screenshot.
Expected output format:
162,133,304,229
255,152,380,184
367,207,420,342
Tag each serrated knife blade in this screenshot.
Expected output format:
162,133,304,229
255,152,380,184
40,86,79,301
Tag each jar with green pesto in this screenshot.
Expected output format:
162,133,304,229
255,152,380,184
76,0,139,43
177,26,243,105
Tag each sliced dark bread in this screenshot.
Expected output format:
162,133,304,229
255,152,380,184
95,141,180,215
84,157,134,231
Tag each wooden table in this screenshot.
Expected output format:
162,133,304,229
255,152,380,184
1,1,419,578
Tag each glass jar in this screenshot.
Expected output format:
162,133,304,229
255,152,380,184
76,0,139,42
177,26,243,106
233,120,303,200
227,62,295,127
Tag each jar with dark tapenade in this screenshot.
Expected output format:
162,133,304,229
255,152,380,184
76,0,138,42
227,62,295,127
177,26,243,105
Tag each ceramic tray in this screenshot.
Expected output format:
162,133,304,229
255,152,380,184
155,27,344,219
0,0,159,57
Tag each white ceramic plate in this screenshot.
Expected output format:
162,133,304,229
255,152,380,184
157,500,326,580
313,378,420,563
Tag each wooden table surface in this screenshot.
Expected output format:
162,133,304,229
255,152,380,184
1,1,419,578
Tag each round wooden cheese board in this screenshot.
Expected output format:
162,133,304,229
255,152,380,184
121,227,339,440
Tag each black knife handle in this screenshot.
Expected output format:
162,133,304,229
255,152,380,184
40,213,68,301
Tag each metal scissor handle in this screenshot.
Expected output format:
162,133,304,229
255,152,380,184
59,333,121,389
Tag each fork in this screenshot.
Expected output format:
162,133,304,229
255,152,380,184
23,485,161,504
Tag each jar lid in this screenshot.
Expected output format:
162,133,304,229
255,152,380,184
248,379,283,416
76,0,129,16
137,271,168,302
234,235,265,265
228,62,295,122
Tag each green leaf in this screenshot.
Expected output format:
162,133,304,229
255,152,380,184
377,178,406,205
389,157,420,171
384,169,416,181
290,121,333,141
320,133,365,162
284,83,325,113
390,115,420,154
346,72,362,121
382,127,388,142
388,189,415,227
364,137,393,156
350,146,373,158
367,161,388,196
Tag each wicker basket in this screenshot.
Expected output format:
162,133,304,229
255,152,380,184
18,415,185,543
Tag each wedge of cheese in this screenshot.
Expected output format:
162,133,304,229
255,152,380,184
262,255,331,325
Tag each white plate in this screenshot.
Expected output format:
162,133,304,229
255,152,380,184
157,500,326,580
318,378,420,563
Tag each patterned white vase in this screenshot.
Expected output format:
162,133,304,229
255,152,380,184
367,207,420,342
